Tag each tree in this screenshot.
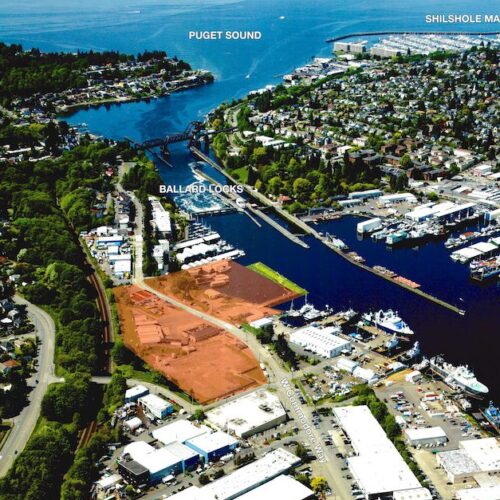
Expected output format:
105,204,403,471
310,476,328,493
400,154,413,169
295,443,309,462
199,473,210,485
193,409,206,422
292,177,312,203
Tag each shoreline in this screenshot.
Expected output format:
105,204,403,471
57,77,214,116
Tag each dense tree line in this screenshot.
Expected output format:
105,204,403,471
0,43,192,106
211,130,379,213
0,122,134,498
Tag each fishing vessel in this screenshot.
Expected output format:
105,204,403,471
385,334,399,350
386,230,408,246
430,356,489,398
483,401,500,433
470,256,500,282
404,341,421,360
362,309,414,336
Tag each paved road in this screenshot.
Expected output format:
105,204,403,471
0,296,60,477
128,188,350,498
132,277,350,498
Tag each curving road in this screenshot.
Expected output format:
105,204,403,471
0,296,59,477
127,187,351,498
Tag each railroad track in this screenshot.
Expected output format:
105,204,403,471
88,271,112,373
77,420,98,450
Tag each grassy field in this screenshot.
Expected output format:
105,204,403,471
247,262,307,295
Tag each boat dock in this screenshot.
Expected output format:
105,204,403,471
190,166,261,227
190,147,309,247
190,147,465,315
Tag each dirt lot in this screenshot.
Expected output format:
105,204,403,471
114,285,265,404
145,260,299,325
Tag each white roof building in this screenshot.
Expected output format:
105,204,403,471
289,325,350,358
336,357,359,374
206,389,286,438
334,406,426,498
405,426,448,446
123,440,198,478
186,431,238,456
95,473,122,493
249,317,274,329
168,448,300,500
378,193,417,206
149,196,172,235
405,201,455,222
238,474,314,500
393,488,433,500
152,420,210,445
137,393,173,419
456,485,500,500
436,449,480,483
459,438,500,473
124,416,143,432
352,366,379,384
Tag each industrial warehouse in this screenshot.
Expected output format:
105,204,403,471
290,325,351,358
119,421,240,485
206,389,287,438
169,448,302,499
334,405,431,499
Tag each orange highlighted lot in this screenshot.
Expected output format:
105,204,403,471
145,260,299,325
114,285,266,404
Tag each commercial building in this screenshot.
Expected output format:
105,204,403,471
118,458,149,486
169,448,301,500
352,366,378,385
377,193,417,207
485,208,500,222
357,217,382,234
436,449,481,483
185,431,238,462
334,405,428,499
122,440,199,483
249,316,274,329
405,201,455,222
436,437,500,483
124,416,143,432
149,196,172,237
456,485,500,500
206,389,287,438
405,426,448,447
405,370,423,384
95,474,122,498
452,241,499,264
336,357,359,374
152,420,210,446
125,384,149,403
289,325,351,358
434,202,476,223
348,189,383,200
138,393,173,419
392,488,433,500
472,163,493,176
333,40,368,54
238,474,314,500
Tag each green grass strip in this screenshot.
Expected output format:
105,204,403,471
248,262,307,295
